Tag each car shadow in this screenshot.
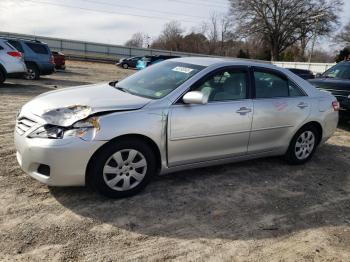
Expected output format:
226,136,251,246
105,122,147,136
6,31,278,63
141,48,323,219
0,82,54,97
0,78,92,96
54,70,88,76
50,143,350,241
37,77,92,87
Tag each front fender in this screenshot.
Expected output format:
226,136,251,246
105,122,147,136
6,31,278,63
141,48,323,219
92,108,169,169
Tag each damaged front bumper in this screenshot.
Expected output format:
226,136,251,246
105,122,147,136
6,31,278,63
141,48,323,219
14,130,106,186
14,109,106,186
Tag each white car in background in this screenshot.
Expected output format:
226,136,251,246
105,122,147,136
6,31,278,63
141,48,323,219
0,38,27,84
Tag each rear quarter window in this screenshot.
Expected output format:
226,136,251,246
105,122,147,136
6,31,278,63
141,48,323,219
25,42,49,54
7,40,24,52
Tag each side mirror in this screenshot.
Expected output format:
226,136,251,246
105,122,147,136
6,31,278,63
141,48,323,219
183,91,208,105
315,73,322,78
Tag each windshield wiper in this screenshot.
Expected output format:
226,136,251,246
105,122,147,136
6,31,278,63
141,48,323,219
115,86,132,94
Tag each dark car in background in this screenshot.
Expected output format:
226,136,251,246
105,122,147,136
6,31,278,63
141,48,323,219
52,51,66,70
136,55,180,70
309,61,350,114
287,68,315,80
5,38,55,80
144,55,180,67
117,56,142,69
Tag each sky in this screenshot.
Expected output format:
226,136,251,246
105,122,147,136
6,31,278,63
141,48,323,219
0,0,349,50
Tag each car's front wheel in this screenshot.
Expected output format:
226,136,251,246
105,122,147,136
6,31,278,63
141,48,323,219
285,125,320,165
122,63,129,69
88,139,156,198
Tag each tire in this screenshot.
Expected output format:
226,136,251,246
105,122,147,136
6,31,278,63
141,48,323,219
122,63,129,69
87,139,156,198
0,69,5,84
25,63,40,80
285,125,320,165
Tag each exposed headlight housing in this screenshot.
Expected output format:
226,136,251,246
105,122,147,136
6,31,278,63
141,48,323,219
29,125,65,139
41,105,92,127
29,117,100,139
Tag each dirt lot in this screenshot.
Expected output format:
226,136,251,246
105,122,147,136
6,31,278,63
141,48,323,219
0,60,349,261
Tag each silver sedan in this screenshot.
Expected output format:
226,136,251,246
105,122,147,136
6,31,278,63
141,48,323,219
14,58,339,198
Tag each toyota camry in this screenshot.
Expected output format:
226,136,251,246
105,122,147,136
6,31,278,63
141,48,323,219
14,57,339,198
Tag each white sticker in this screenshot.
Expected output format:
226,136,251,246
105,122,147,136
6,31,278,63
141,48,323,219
172,66,194,74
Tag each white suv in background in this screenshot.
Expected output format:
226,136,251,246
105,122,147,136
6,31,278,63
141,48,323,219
0,38,27,84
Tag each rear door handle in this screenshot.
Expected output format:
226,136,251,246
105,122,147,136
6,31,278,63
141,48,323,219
297,102,308,109
236,107,252,115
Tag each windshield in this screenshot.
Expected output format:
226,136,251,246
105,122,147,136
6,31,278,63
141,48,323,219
115,61,205,99
323,63,350,80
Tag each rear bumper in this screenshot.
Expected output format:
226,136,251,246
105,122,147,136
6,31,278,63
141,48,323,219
14,131,106,186
6,61,27,74
321,111,339,144
39,63,55,75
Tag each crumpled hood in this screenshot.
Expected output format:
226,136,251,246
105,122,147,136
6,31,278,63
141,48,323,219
21,82,151,120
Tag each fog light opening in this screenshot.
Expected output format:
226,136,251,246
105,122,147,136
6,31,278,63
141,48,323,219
37,164,50,177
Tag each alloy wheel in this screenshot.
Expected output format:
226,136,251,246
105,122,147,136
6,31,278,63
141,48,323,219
295,131,315,160
103,149,147,191
25,68,36,80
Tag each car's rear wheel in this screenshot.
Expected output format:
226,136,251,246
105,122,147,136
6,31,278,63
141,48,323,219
285,125,319,165
25,63,40,80
122,63,129,69
0,69,5,84
87,139,156,198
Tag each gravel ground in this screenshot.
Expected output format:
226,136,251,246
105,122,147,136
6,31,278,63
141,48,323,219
0,60,349,261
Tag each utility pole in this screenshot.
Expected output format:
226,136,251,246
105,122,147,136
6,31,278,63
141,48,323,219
144,35,151,48
308,13,325,63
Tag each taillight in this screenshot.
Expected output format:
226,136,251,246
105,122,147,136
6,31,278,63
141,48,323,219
7,51,22,58
332,101,340,111
49,55,55,64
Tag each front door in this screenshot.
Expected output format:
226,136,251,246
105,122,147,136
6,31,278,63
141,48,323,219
168,67,253,167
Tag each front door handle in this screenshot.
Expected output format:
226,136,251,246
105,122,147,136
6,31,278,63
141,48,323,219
297,102,308,109
236,107,252,115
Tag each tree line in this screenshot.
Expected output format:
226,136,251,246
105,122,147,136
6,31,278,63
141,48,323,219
125,0,349,62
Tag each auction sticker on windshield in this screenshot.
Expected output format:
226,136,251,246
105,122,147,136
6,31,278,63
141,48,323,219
172,66,194,74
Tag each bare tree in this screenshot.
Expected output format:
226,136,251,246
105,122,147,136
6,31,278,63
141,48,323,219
219,15,232,55
125,32,144,48
229,0,343,60
200,13,233,55
201,13,219,55
181,33,208,53
152,20,184,51
336,21,350,45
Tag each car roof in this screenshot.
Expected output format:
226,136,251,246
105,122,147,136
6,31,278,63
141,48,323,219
171,56,273,68
0,37,47,45
338,61,350,65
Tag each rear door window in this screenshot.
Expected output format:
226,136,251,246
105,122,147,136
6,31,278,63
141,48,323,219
254,70,305,98
254,71,289,98
26,42,49,54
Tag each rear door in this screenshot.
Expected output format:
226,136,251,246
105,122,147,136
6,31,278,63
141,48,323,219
248,67,311,153
168,66,253,166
